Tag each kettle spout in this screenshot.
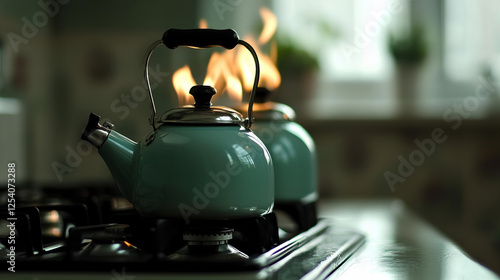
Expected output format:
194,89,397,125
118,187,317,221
81,113,113,148
81,113,137,201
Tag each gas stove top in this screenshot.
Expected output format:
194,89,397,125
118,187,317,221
0,186,364,279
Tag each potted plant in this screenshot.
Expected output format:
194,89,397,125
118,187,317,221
389,25,427,117
274,38,320,118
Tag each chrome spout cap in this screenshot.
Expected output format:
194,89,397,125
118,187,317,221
81,113,112,148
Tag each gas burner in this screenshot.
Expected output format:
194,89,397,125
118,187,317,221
68,224,150,262
183,227,234,248
107,212,280,257
165,228,249,263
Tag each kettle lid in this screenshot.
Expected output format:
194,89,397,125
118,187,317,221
159,85,244,125
242,87,296,121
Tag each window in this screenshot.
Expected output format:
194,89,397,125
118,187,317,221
444,0,500,81
273,0,410,81
273,0,410,119
272,0,499,119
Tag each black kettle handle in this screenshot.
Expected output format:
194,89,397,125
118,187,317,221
162,29,239,50
143,29,259,131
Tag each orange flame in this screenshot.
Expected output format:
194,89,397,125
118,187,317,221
203,52,227,88
237,36,281,92
47,210,59,222
172,9,280,105
259,7,277,45
199,19,208,29
203,51,243,101
225,73,243,101
172,65,195,105
239,7,281,91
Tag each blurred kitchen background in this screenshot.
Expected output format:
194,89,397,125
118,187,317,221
1,0,500,275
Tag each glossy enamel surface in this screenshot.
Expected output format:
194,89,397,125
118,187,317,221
98,125,274,220
251,120,317,202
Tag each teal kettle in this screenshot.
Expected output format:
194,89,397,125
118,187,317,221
240,87,317,230
81,29,274,224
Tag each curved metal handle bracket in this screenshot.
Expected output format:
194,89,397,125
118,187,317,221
143,35,260,132
238,40,260,130
143,40,164,132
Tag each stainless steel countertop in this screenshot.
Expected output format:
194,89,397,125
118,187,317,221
321,199,500,280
